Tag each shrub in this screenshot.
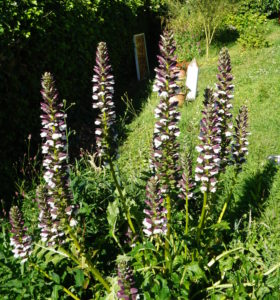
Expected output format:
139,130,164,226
226,1,271,48
236,0,280,16
166,0,234,59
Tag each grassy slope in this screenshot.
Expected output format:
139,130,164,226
118,19,280,269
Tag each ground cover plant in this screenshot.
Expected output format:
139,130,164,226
1,17,280,300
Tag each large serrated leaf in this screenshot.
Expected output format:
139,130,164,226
107,199,120,236
36,248,48,260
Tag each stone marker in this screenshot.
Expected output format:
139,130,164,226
186,58,199,100
133,33,149,81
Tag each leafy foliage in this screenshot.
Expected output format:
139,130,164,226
0,0,164,202
1,6,280,300
226,1,271,48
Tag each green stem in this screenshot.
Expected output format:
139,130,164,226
66,226,111,292
164,195,171,271
66,225,82,252
84,253,111,292
264,262,280,276
196,191,208,244
207,247,243,268
217,171,238,224
185,193,189,236
31,263,80,300
191,281,254,299
108,158,135,234
112,231,125,254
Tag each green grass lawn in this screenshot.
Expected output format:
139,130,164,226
118,19,280,275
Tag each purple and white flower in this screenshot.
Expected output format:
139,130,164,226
214,48,234,169
151,30,181,193
179,154,196,202
195,88,221,193
117,261,139,300
143,176,167,237
92,42,117,161
40,72,76,245
232,105,249,171
9,206,32,263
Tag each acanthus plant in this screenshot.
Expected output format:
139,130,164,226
9,206,32,264
92,41,136,235
179,153,196,235
142,176,167,238
214,47,234,170
195,88,221,242
40,72,76,244
8,72,111,299
232,105,249,172
117,260,139,300
7,32,255,299
147,30,181,266
217,105,249,223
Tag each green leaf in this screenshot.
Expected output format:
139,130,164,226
186,262,206,282
74,269,84,287
130,242,156,256
5,279,22,288
107,198,119,236
50,272,60,284
51,285,61,300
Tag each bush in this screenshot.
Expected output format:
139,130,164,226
165,1,203,61
236,0,280,16
165,0,234,59
226,3,270,48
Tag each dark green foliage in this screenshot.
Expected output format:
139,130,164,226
236,0,280,16
0,0,164,202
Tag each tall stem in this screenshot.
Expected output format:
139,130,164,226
66,226,111,292
108,158,135,234
185,194,189,236
196,191,208,244
217,171,238,224
84,253,111,292
164,195,171,271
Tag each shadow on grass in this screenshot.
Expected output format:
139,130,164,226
213,28,239,49
229,161,278,226
116,76,155,147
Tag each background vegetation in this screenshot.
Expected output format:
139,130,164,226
1,0,280,298
0,0,164,203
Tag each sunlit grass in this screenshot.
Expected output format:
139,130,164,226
118,19,280,269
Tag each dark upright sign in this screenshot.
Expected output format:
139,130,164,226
133,33,149,81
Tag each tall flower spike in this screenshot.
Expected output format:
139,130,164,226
179,153,196,202
40,72,76,245
232,105,249,171
214,48,234,169
143,176,167,237
117,261,138,300
152,30,181,193
92,41,117,161
195,88,221,193
36,185,56,246
9,206,32,263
